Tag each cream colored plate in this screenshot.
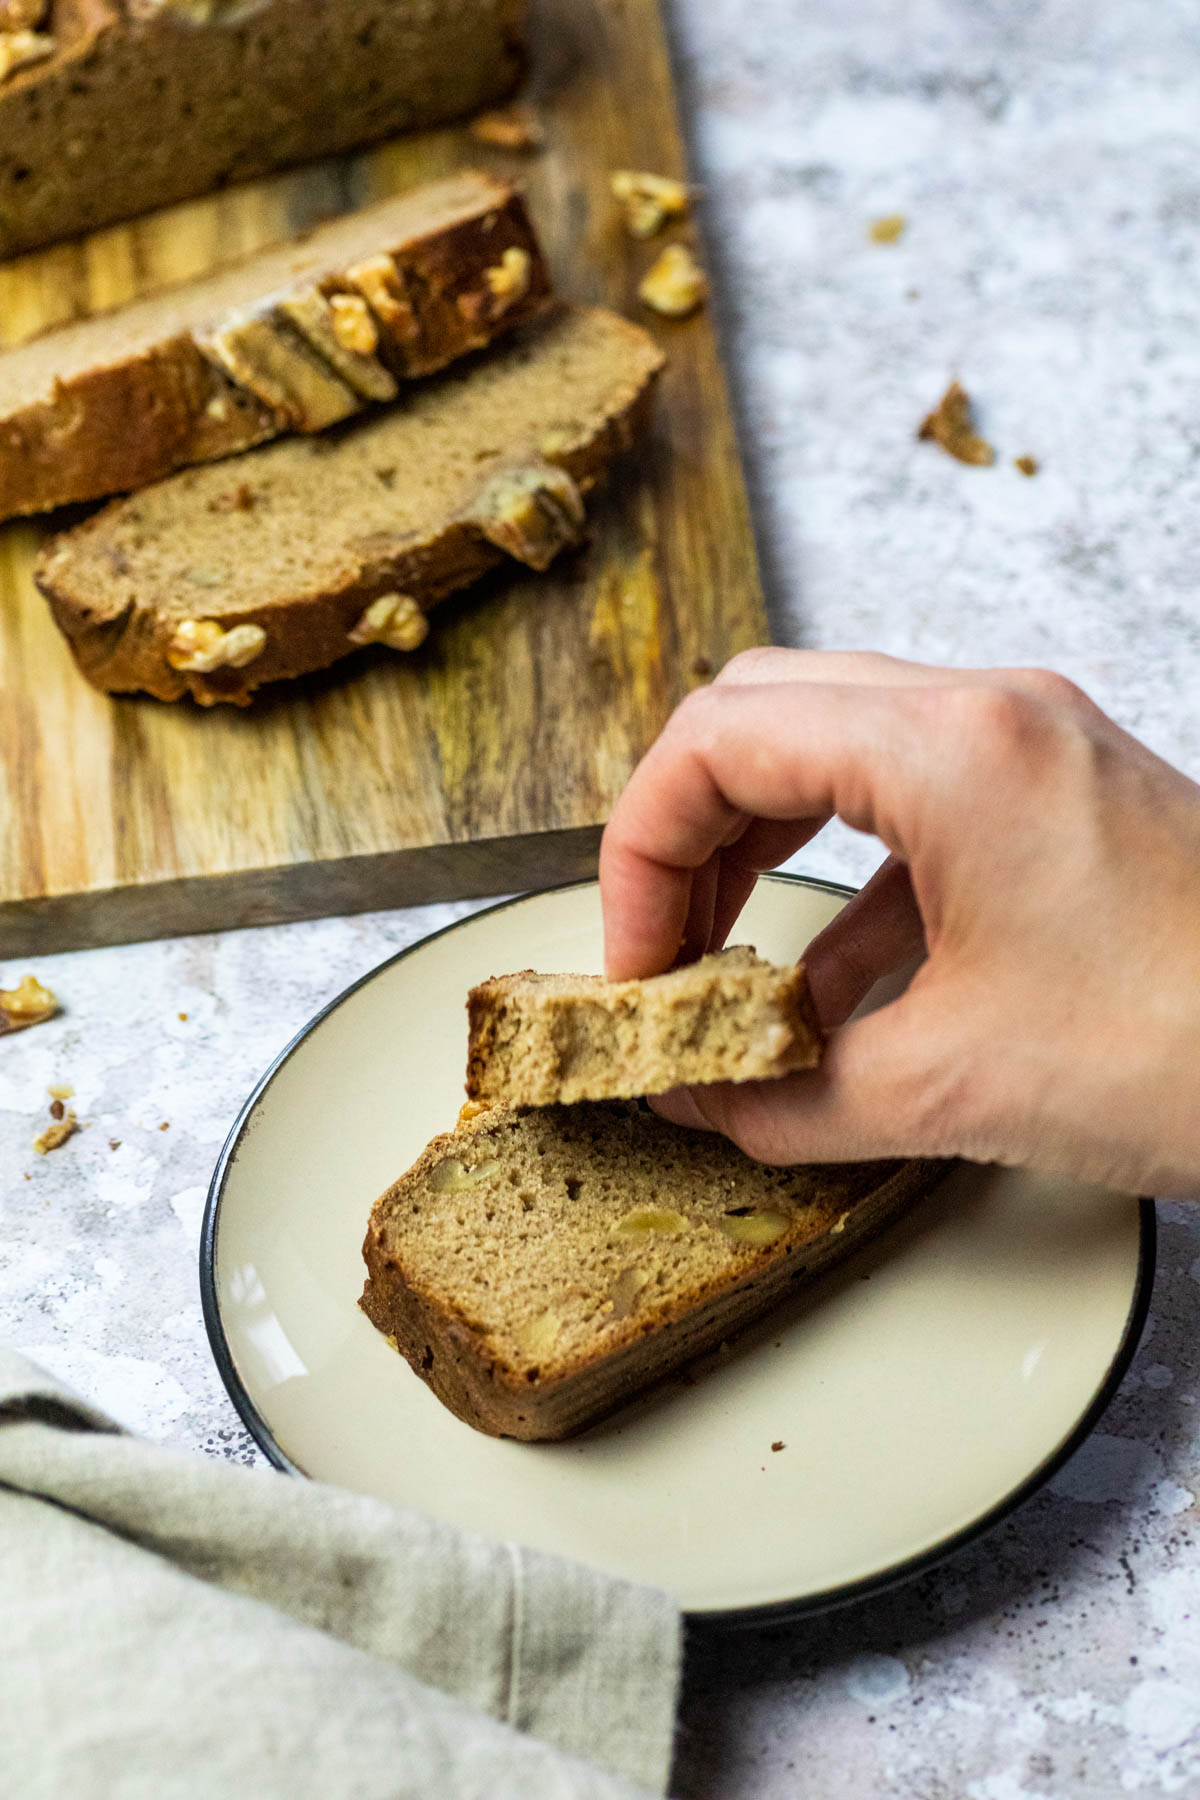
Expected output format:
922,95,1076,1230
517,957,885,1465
202,877,1151,1620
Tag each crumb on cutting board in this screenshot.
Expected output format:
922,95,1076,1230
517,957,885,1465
1014,454,1039,476
612,169,690,238
918,381,995,466
638,243,708,318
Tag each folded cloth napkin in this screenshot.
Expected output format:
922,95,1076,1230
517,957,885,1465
0,1349,681,1799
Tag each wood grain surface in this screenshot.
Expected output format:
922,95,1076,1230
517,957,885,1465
0,0,767,957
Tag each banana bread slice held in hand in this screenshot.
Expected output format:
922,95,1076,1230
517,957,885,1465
360,1100,946,1440
35,305,664,705
466,946,824,1106
0,171,548,521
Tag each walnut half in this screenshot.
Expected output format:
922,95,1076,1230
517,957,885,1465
167,619,267,674
0,973,58,1035
348,594,429,653
473,463,586,571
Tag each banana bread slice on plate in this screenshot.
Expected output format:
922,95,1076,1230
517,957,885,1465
360,1099,945,1440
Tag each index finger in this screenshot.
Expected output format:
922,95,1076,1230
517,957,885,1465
599,680,928,978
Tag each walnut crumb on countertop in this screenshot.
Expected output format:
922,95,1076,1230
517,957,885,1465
34,1111,80,1155
918,381,995,466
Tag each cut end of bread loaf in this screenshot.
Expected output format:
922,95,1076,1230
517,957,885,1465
0,1,528,258
465,947,824,1106
360,1101,947,1439
34,304,665,706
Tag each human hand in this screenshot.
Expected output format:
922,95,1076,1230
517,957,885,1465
599,650,1200,1196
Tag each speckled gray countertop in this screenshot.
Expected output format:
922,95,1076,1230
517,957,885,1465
3,1,1200,1794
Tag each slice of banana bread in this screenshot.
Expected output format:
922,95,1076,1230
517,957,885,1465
466,947,824,1107
360,1100,946,1440
35,304,665,705
0,171,549,520
0,0,526,258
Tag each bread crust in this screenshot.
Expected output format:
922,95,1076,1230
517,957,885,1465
0,0,527,258
360,1104,950,1440
0,174,549,519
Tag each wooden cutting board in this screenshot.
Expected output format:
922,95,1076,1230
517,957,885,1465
0,0,766,958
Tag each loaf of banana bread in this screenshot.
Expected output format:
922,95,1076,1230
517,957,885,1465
0,0,526,256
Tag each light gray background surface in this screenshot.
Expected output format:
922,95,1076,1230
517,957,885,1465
3,2,1199,1794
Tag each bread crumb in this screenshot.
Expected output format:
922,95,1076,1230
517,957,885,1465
34,1111,80,1155
918,381,995,467
1014,455,1039,477
470,104,544,152
771,1440,785,1452
48,1082,74,1101
178,1011,188,1021
160,1121,170,1131
868,214,906,244
109,1139,122,1151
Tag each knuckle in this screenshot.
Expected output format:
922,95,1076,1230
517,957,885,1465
665,680,724,743
1007,666,1090,712
714,644,783,686
936,683,1045,758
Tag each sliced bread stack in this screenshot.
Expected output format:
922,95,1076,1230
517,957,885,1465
1,172,550,519
35,304,665,704
361,946,949,1438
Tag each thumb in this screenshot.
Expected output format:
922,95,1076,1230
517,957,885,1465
649,991,964,1165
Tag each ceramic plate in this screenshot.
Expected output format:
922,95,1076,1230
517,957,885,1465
201,876,1153,1622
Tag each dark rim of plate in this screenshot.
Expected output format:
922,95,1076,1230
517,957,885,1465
200,872,1157,1629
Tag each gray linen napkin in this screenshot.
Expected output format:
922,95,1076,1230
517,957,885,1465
0,1349,680,1799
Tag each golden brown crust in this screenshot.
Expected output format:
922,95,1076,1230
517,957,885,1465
0,1,527,258
0,177,549,520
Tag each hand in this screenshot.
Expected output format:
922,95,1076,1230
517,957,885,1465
599,649,1200,1196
